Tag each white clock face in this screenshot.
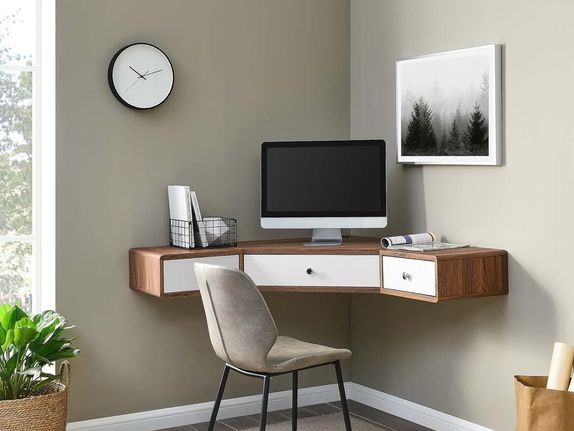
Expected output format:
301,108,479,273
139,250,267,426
109,43,174,109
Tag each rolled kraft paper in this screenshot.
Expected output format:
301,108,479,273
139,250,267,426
547,342,574,390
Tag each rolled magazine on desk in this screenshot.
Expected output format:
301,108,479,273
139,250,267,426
381,232,436,248
380,232,468,251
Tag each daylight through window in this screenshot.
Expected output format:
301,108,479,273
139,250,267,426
0,1,38,313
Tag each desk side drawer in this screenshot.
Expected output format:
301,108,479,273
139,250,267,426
382,256,436,296
244,254,380,288
163,255,240,294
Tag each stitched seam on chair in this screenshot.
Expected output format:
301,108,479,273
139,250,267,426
270,350,347,371
200,263,276,369
202,266,232,363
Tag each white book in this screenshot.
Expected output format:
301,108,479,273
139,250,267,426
189,191,203,221
168,185,194,248
168,185,193,221
190,191,209,247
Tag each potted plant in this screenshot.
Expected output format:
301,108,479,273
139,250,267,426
0,303,80,431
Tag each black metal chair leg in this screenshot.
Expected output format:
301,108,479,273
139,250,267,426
292,371,298,431
334,361,352,431
260,376,271,430
209,365,230,431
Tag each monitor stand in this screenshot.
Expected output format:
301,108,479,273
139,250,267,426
304,228,343,246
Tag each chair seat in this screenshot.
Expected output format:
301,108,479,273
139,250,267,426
263,336,352,374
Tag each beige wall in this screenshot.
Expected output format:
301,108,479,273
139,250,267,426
350,0,574,429
57,0,574,427
56,0,350,421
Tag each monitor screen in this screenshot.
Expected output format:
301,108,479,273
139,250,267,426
261,140,386,217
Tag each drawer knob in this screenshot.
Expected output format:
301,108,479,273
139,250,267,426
306,268,313,275
402,272,412,281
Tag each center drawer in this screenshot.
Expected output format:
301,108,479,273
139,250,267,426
243,254,380,288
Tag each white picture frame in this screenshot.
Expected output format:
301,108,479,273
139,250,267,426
396,45,502,165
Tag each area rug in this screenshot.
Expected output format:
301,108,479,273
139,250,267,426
244,413,385,430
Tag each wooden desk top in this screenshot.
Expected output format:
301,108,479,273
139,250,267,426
239,236,382,254
379,246,507,261
130,237,506,260
130,236,383,260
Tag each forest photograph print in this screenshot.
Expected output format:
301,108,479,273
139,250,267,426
397,45,501,165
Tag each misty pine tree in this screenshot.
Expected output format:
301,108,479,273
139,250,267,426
463,103,488,155
444,119,462,155
403,98,437,156
440,131,448,155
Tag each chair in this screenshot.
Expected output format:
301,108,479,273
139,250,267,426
194,263,353,431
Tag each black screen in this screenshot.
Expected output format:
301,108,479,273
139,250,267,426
262,140,386,217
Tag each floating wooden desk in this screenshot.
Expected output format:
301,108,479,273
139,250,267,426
129,237,508,302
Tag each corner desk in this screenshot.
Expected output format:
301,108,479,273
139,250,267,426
129,237,508,303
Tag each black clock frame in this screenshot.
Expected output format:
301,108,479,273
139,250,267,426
107,42,175,110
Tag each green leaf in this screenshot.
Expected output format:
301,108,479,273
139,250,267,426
1,329,14,351
15,317,35,330
0,304,10,322
0,305,27,331
31,337,73,361
13,325,38,350
4,351,18,376
18,367,41,378
0,324,6,349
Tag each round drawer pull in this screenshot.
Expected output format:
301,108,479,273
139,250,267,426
402,272,412,281
306,268,313,275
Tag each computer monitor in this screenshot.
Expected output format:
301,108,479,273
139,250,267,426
261,140,387,245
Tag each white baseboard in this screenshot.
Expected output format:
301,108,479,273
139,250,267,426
67,383,340,431
347,383,493,431
68,382,492,431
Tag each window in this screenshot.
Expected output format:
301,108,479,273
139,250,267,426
0,0,54,313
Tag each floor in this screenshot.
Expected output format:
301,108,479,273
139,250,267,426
160,400,432,431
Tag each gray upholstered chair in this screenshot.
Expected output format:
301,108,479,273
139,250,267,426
194,263,352,431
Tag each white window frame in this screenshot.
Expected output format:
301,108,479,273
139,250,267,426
0,0,55,312
39,0,55,312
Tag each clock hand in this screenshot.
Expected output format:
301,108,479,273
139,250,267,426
143,69,163,77
124,70,149,92
129,66,147,80
125,78,141,92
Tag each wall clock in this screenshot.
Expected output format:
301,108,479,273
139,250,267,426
108,43,174,110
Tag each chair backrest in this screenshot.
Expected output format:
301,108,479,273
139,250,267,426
194,263,278,371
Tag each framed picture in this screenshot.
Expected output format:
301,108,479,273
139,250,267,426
396,45,502,165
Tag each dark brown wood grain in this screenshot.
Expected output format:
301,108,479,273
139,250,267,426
435,253,508,300
129,249,164,297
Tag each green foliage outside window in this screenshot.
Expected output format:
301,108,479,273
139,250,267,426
0,10,34,311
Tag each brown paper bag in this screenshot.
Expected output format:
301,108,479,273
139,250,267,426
515,375,574,430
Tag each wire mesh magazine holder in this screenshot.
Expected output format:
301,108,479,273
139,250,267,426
169,217,237,249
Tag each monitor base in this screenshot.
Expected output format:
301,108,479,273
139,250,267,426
304,228,343,246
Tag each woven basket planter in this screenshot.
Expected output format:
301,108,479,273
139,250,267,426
0,362,70,431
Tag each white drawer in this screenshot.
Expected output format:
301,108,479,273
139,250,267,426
382,256,436,296
243,254,380,288
163,255,240,293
